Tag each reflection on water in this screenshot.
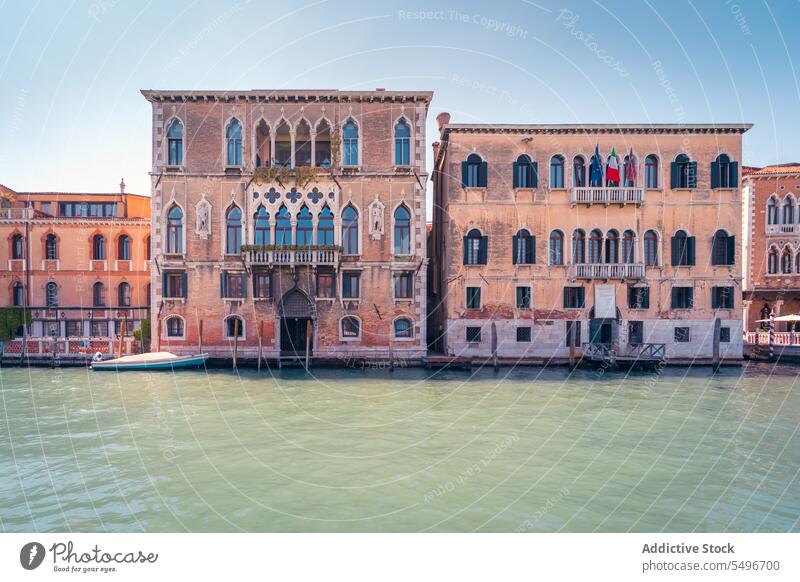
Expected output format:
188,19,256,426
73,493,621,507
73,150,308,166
1,363,798,532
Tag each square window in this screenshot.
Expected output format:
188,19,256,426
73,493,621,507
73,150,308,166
516,326,531,342
674,326,691,342
671,287,694,309
711,286,734,309
563,286,585,309
253,272,271,299
720,327,731,343
65,320,82,337
393,271,414,299
466,326,482,343
90,320,108,337
628,286,650,309
342,316,360,338
516,286,531,309
317,272,335,298
222,272,246,299
164,272,186,298
466,286,481,309
342,271,361,299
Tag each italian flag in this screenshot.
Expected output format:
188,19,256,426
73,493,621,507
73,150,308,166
606,147,621,183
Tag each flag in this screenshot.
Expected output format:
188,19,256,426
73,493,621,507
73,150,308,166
625,148,637,184
589,144,603,186
606,147,621,183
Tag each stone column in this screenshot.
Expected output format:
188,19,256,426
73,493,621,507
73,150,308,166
290,130,296,169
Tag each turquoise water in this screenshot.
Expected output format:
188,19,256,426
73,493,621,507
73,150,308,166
1,363,798,532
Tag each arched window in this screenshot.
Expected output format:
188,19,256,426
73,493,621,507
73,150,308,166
342,205,358,254
296,205,313,246
12,282,24,306
782,247,793,274
166,316,184,338
315,119,331,168
295,119,311,167
93,281,106,307
118,234,131,260
167,119,183,166
11,233,24,259
254,119,270,168
712,154,736,189
782,196,795,225
394,317,413,338
550,155,565,189
394,118,411,166
341,316,360,338
796,252,800,274
644,230,659,266
118,282,131,307
513,228,535,264
464,228,486,265
549,230,564,265
573,156,586,188
589,229,603,263
605,230,619,264
394,205,411,255
768,247,779,274
645,155,659,188
225,205,242,254
572,229,586,264
343,118,359,166
622,230,635,263
317,205,334,245
275,205,291,246
226,118,242,166
45,234,58,260
513,155,536,188
92,234,105,260
767,196,779,225
224,315,244,339
145,235,151,261
275,120,291,167
623,154,637,187
672,154,696,189
166,205,183,254
46,282,58,307
672,229,694,266
462,153,486,188
254,206,270,246
712,229,735,266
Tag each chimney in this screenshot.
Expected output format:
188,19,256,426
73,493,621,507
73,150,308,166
119,178,126,194
375,87,385,92
436,112,451,132
432,141,440,161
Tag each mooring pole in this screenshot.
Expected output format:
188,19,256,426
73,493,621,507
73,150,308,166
769,310,775,361
198,318,203,355
304,319,312,369
491,321,498,372
232,318,239,369
712,317,721,371
257,320,263,372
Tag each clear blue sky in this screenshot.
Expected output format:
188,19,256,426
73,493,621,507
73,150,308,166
1,0,798,199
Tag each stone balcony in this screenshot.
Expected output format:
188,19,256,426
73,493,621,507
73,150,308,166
570,263,645,280
766,224,800,235
0,208,34,220
242,245,339,267
571,187,644,205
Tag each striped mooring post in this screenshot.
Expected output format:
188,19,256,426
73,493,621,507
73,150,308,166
769,310,775,360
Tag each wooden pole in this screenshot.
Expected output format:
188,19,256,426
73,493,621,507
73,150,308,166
198,318,204,355
389,336,395,372
156,317,162,352
233,317,239,369
712,316,721,371
491,322,498,372
118,317,126,356
257,320,263,371
304,319,312,369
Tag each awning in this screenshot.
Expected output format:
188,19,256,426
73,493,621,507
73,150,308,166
756,314,800,323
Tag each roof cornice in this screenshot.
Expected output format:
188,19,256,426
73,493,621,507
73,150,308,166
442,123,753,136
141,89,433,104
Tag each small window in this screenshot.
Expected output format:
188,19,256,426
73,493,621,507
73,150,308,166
671,154,696,189
226,206,242,254
466,286,481,309
720,327,731,343
462,154,486,188
46,282,58,307
711,286,734,309
671,286,694,309
226,118,242,166
393,205,411,255
253,272,271,299
11,233,24,259
12,282,24,306
65,320,82,337
317,271,335,298
463,228,487,265
549,155,565,188
221,271,246,299
118,282,131,307
45,234,58,260
93,282,106,307
341,316,360,338
563,286,585,309
167,119,184,166
516,286,531,309
671,230,695,266
711,154,737,189
628,321,644,345
394,118,411,166
166,205,183,254
513,229,535,264
628,286,650,309
711,229,735,266
166,317,184,338
573,156,586,188
645,155,659,188
643,230,659,266
516,327,531,342
565,320,581,347
513,155,537,188
164,271,186,299
393,271,414,299
342,205,359,255
91,320,108,337
118,235,131,260
343,119,359,167
225,316,244,339
342,271,361,299
674,326,691,342
92,234,105,260
466,326,482,343
394,318,413,339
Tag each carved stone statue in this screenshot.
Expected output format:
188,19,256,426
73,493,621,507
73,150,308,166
368,194,385,240
196,196,212,239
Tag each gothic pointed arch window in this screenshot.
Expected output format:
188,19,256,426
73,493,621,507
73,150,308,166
315,119,331,167
572,229,586,264
275,120,291,167
768,246,779,274
295,119,312,167
343,118,359,166
254,119,270,168
225,205,242,254
226,118,242,166
296,205,313,245
254,205,270,246
166,205,183,254
317,205,334,245
275,205,292,246
394,118,411,166
342,205,358,254
782,196,795,224
393,205,411,255
167,119,184,166
767,195,779,225
782,247,793,274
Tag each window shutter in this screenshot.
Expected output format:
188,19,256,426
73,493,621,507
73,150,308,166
711,288,719,309
642,288,650,309
687,236,696,265
512,163,520,188
578,287,585,307
671,288,678,309
710,161,719,189
162,273,167,296
181,272,188,298
687,287,694,307
670,162,679,188
563,287,569,308
220,272,227,298
462,236,469,264
727,235,735,265
670,236,679,265
531,162,539,188
688,162,698,188
729,161,739,187
529,235,536,264
479,236,488,264
512,234,519,264
479,161,488,187
461,161,468,188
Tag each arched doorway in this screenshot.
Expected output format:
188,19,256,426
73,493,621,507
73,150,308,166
279,288,314,356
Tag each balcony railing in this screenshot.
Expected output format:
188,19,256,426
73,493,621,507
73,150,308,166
745,331,800,346
766,224,800,235
0,208,34,220
571,187,644,205
571,263,645,279
242,245,340,266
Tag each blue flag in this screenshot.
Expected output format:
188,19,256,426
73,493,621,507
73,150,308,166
590,144,603,186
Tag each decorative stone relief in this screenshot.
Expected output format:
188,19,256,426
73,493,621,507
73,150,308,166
368,194,385,240
196,195,212,240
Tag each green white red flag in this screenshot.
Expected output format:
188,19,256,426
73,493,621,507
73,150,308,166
606,147,621,183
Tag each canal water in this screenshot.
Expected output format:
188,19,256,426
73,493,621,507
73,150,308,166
1,363,798,532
